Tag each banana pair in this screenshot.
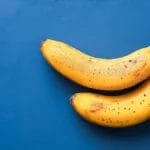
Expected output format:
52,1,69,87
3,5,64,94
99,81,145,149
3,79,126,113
41,39,150,127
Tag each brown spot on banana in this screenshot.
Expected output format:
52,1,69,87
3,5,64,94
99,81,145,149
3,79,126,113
90,103,105,112
71,79,150,128
41,39,150,91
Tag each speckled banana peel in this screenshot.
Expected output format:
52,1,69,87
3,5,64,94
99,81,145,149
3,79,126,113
71,79,150,128
41,39,150,91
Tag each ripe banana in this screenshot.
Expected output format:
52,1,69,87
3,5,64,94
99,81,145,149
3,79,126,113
71,79,150,127
41,39,150,91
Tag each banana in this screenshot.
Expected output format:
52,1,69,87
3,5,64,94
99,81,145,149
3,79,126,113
41,39,150,91
71,79,150,128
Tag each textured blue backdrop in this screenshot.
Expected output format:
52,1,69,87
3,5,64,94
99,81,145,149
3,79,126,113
0,0,150,150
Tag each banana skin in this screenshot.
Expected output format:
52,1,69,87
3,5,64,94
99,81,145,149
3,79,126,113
41,39,150,91
71,79,150,128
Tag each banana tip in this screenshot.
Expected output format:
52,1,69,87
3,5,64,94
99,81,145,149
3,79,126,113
70,93,78,106
40,39,48,49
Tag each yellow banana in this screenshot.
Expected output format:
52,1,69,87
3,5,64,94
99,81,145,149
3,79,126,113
71,79,150,128
41,39,150,90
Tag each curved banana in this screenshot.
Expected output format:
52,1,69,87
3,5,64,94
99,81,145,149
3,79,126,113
41,39,150,91
71,79,150,127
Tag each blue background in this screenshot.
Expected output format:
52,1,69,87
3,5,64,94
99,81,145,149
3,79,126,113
0,0,150,150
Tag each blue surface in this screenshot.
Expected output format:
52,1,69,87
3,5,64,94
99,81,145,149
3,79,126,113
1,0,150,149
